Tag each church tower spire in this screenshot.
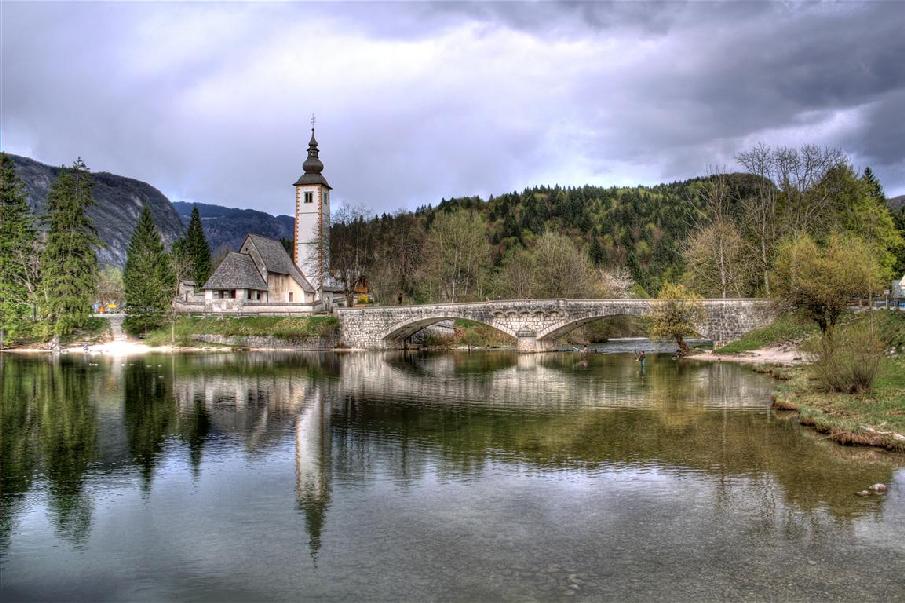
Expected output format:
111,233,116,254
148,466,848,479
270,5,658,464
293,120,331,293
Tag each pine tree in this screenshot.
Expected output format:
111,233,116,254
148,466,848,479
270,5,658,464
0,154,39,343
863,167,885,202
123,206,176,335
40,158,100,337
184,206,211,287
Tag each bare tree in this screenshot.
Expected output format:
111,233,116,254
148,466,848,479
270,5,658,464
329,205,373,306
683,172,752,298
736,144,846,294
422,209,490,302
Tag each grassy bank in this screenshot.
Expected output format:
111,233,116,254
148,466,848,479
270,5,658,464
739,310,905,452
774,356,905,451
143,316,339,347
714,312,817,354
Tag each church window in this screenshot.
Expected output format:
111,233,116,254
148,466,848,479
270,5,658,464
304,192,313,204
289,292,293,302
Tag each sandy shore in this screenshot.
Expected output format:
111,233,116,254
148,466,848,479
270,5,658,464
688,345,807,366
7,341,158,355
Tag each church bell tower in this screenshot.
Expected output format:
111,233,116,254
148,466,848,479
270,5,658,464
293,126,331,291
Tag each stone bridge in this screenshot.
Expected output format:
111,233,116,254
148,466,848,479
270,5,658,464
336,299,774,351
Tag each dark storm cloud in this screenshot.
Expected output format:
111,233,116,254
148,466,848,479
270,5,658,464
1,1,903,217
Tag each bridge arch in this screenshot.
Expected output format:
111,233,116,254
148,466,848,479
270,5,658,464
536,305,654,342
382,315,517,344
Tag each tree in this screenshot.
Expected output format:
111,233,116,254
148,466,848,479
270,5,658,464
820,164,901,275
683,173,753,298
893,206,905,277
648,283,704,355
422,209,491,302
683,222,750,298
123,207,176,335
736,144,846,294
182,206,211,287
329,205,374,306
771,232,883,334
39,158,100,337
0,154,40,342
495,230,602,299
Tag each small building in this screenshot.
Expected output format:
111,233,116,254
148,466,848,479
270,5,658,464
201,234,316,308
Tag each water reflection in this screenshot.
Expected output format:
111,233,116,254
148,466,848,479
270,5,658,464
1,351,903,600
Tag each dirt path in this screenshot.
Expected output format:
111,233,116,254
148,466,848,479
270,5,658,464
688,346,806,366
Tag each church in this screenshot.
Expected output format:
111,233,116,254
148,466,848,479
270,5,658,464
193,128,339,312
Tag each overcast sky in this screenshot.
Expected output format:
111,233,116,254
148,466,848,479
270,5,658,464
2,1,903,216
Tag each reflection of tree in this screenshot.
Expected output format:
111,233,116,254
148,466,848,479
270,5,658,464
337,354,899,521
124,361,178,488
40,360,97,543
0,357,99,545
0,356,39,551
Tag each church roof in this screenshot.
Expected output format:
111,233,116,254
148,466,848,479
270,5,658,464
245,234,316,293
293,128,332,189
202,252,268,291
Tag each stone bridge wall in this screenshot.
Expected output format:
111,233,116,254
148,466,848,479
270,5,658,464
336,299,774,351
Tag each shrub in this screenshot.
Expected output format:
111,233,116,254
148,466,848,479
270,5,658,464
806,323,885,393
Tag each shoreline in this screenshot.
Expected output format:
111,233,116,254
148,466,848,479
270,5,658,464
686,346,807,366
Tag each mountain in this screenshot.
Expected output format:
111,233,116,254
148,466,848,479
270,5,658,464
889,195,905,210
172,201,295,253
8,154,185,267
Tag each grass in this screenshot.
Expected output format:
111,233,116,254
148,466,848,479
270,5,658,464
714,312,817,354
774,356,905,451
143,315,339,347
757,310,905,451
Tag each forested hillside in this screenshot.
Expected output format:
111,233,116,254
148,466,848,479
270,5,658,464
431,173,764,294
330,146,904,306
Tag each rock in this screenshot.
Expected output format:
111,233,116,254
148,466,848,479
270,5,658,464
856,490,871,497
869,483,888,493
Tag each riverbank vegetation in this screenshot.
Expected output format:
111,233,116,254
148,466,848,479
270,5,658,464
142,316,339,347
726,309,905,451
774,355,905,452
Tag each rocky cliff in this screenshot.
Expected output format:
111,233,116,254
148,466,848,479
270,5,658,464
8,154,185,267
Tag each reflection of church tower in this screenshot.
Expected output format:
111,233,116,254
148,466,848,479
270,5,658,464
295,390,331,561
293,126,331,291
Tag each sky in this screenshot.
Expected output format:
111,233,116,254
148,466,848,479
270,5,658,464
2,1,904,216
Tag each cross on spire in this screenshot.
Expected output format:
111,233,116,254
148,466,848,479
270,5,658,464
310,113,316,131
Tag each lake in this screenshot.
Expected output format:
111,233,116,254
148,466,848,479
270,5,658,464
1,351,903,601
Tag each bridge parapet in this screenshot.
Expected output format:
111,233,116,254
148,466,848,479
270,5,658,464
336,299,774,351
